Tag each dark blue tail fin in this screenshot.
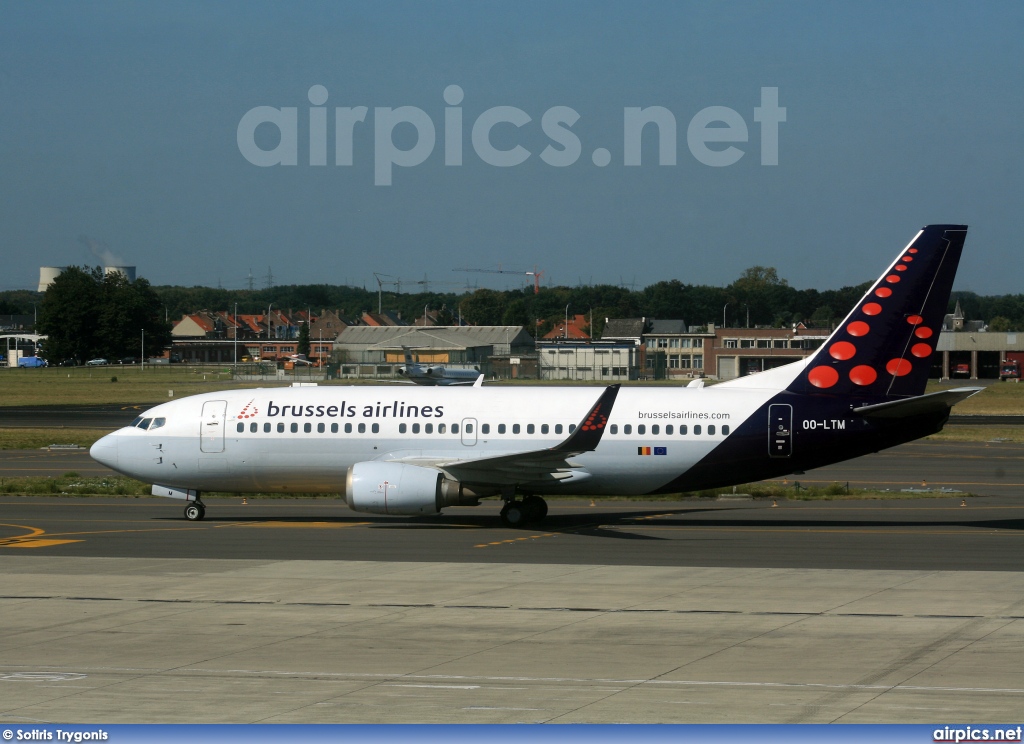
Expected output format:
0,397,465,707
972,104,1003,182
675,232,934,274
789,224,968,398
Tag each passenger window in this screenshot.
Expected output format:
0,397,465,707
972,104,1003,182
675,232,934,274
237,423,244,433
412,423,420,434
480,423,488,434
527,424,535,434
568,424,576,433
250,422,258,433
453,423,460,434
610,424,618,434
399,423,407,434
624,424,632,435
541,424,549,434
277,423,285,433
290,423,298,433
512,424,520,434
438,423,446,434
304,423,312,433
425,423,433,434
694,425,702,435
679,425,687,435
331,423,338,433
708,424,715,435
666,425,673,435
652,424,659,435
344,423,352,433
466,423,473,433
372,423,379,433
358,423,366,434
264,423,271,433
555,424,563,434
150,418,166,430
498,424,506,434
638,425,646,435
317,423,325,433
722,425,730,435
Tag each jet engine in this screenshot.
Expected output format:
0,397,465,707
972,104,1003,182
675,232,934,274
345,462,491,515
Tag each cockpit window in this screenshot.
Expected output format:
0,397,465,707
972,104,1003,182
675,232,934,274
138,418,153,429
129,417,143,427
149,418,166,430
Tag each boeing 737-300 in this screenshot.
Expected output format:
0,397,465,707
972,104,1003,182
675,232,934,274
91,225,980,527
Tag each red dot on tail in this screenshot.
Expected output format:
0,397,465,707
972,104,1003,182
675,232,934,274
915,327,933,339
909,248,918,253
911,343,932,358
906,315,923,325
808,366,839,389
862,302,882,316
829,341,856,360
886,358,913,376
875,287,892,298
902,256,913,262
895,264,908,272
849,365,878,386
886,275,901,283
847,320,870,337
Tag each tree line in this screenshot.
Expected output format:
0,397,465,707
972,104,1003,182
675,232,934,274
6,265,1022,363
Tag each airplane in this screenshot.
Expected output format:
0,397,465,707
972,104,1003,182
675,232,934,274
396,347,483,386
91,225,980,528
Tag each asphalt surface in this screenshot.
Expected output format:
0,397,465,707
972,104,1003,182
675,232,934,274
2,495,1022,570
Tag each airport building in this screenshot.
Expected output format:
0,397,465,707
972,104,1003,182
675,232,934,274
332,325,534,379
536,341,640,381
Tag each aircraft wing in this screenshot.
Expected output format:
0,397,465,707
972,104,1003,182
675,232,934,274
386,384,620,486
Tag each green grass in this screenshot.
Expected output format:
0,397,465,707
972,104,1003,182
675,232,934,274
0,428,112,450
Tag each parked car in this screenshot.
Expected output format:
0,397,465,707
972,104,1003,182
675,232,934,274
17,356,47,368
58,359,80,367
85,358,108,366
119,357,137,365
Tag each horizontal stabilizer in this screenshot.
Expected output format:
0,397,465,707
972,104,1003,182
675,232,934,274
852,387,982,419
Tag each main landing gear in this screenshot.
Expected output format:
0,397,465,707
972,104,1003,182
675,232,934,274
500,495,548,528
184,500,206,521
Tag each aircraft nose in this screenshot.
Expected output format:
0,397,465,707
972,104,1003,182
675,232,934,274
90,434,119,469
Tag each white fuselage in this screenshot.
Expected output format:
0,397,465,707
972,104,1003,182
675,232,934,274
91,383,778,496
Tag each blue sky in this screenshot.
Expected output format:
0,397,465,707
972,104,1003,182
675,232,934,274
1,1,1021,294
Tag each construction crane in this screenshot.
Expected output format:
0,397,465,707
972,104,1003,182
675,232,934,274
453,266,545,294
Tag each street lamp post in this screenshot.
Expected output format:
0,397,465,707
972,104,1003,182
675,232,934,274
565,304,570,340
233,302,238,369
723,303,728,329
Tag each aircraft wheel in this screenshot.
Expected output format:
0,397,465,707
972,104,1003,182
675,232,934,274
522,495,548,522
184,503,205,521
500,501,527,528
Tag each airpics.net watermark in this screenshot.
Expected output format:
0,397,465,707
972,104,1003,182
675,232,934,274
237,85,785,186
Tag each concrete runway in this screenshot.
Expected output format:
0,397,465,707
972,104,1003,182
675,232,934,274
2,557,1023,723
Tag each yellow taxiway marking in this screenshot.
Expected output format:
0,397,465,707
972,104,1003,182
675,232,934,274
0,522,82,548
475,533,557,548
230,521,371,529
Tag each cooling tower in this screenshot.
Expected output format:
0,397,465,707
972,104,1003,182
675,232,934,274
38,266,65,292
104,265,137,282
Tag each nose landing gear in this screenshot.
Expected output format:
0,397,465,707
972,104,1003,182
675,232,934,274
184,501,206,521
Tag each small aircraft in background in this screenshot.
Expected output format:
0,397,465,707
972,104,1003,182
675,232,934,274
398,347,482,386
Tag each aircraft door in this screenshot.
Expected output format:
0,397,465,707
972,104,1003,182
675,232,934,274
200,400,228,453
461,418,477,446
768,404,792,458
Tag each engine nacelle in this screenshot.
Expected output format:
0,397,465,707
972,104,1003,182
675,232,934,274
345,462,496,515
